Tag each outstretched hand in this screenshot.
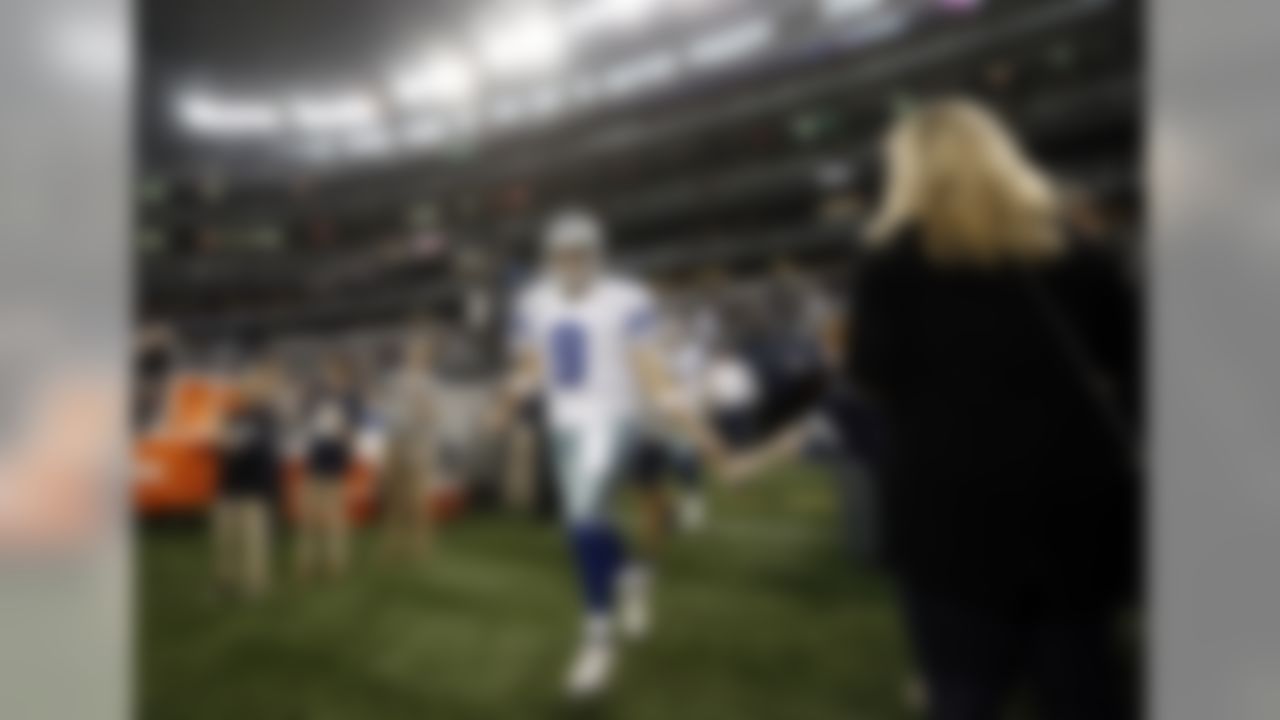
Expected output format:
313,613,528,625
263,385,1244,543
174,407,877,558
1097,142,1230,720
718,424,813,487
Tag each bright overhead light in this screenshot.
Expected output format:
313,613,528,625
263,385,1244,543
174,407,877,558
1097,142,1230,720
288,92,381,131
487,94,532,129
599,50,678,99
390,53,478,107
476,9,567,78
527,84,567,118
822,0,885,19
342,124,397,158
485,85,566,129
568,75,602,106
667,0,730,18
685,16,775,70
567,0,664,38
400,118,447,150
176,92,284,137
295,135,342,165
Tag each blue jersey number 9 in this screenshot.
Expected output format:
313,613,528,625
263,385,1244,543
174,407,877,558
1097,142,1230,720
550,322,588,389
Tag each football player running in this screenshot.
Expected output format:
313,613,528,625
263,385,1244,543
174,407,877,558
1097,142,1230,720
489,209,730,700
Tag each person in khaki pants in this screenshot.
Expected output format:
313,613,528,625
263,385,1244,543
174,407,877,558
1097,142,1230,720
380,335,438,562
296,358,360,581
212,360,283,600
501,398,539,514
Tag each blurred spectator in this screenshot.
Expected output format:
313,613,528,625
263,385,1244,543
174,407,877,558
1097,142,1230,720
704,343,761,449
379,333,438,561
760,261,836,421
212,359,283,599
134,322,177,430
296,356,362,580
654,282,717,531
849,99,1139,719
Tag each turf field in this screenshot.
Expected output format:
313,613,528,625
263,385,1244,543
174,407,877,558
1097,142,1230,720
140,465,914,719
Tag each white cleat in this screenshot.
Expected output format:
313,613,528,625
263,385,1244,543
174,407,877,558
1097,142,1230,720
564,641,615,700
619,567,652,640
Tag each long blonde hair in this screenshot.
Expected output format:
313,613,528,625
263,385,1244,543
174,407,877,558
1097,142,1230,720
867,99,1063,265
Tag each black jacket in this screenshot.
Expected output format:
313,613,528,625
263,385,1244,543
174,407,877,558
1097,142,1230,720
848,233,1141,612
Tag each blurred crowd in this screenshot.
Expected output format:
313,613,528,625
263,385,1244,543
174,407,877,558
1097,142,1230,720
134,93,1142,718
133,258,845,582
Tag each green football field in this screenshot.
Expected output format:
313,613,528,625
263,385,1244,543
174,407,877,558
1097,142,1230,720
140,465,914,720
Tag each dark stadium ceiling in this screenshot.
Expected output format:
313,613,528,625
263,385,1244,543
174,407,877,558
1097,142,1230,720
143,0,465,90
140,0,462,157
141,0,974,177
142,0,819,88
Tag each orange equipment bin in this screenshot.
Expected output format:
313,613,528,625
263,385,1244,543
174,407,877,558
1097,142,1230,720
132,374,377,522
134,374,468,524
134,375,234,516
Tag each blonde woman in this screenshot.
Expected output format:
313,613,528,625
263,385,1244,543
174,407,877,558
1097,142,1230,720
841,100,1140,720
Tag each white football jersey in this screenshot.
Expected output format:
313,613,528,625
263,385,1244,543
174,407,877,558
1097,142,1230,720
512,274,658,430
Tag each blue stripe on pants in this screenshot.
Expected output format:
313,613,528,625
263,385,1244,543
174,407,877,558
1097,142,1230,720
569,523,627,613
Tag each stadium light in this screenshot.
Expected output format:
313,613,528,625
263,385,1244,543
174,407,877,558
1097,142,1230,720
487,95,529,128
599,50,679,99
567,0,665,38
527,84,568,118
487,86,568,128
342,123,398,158
667,0,731,18
288,92,381,131
295,134,343,165
685,16,775,70
400,118,447,149
390,53,478,107
480,84,568,130
176,92,284,137
476,9,567,78
821,0,885,20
